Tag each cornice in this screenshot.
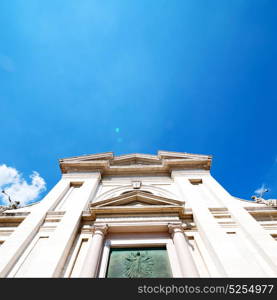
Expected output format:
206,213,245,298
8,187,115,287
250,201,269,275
88,190,186,219
59,151,212,175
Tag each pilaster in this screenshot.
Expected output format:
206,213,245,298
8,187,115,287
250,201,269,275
171,170,260,277
0,178,71,277
24,173,101,277
204,175,277,276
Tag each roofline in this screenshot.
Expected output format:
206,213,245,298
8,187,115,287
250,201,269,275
59,150,212,175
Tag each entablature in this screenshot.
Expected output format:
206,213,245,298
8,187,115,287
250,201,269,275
59,151,212,175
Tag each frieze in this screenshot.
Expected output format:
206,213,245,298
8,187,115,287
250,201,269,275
95,216,180,222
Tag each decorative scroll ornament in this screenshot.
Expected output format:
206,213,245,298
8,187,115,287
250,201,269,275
123,251,154,278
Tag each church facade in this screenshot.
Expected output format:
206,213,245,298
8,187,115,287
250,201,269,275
0,151,277,278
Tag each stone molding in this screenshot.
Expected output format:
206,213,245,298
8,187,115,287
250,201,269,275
168,223,189,236
92,224,108,236
168,223,183,234
59,151,212,174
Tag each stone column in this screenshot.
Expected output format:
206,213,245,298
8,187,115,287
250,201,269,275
168,224,199,277
80,224,108,278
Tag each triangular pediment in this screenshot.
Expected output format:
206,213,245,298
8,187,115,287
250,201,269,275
110,154,162,166
91,191,183,208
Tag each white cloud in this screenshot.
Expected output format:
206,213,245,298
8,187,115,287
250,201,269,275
0,165,20,186
0,164,46,206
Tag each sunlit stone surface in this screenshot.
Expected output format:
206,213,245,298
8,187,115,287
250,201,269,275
0,151,277,278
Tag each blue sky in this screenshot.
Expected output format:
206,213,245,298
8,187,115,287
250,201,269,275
0,0,276,205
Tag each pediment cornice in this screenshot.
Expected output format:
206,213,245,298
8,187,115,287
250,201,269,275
59,151,212,174
91,190,183,207
89,190,186,219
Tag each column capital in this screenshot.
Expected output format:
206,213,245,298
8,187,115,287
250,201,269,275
92,224,108,235
168,223,183,234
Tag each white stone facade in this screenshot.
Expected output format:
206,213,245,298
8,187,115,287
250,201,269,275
0,151,276,278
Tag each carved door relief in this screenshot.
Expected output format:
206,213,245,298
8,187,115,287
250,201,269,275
106,247,172,278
